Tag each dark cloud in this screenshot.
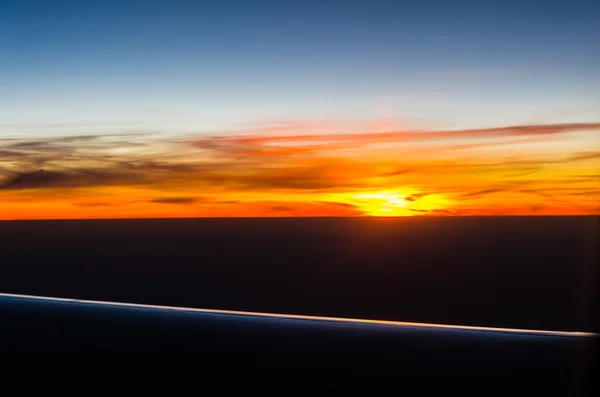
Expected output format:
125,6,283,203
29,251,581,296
235,172,350,190
381,169,414,177
0,129,214,191
0,168,149,190
193,166,360,191
270,205,293,211
522,187,599,194
150,197,201,204
568,151,600,161
72,202,111,207
260,201,363,215
530,205,546,212
405,192,435,202
478,159,564,170
52,132,151,143
0,161,348,193
460,188,507,198
3,134,149,157
324,202,360,209
53,135,104,143
0,150,24,160
458,180,534,199
430,209,455,214
10,141,53,149
519,189,552,197
501,169,540,178
1,170,71,190
567,191,600,196
117,161,201,173
3,139,77,169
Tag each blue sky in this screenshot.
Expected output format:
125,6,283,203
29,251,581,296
1,0,598,138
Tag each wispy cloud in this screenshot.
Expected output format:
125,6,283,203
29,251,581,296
149,197,202,204
184,122,600,165
0,169,149,190
72,201,112,207
568,151,600,161
192,122,600,146
460,188,508,198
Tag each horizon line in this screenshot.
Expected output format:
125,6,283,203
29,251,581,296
1,292,597,338
1,214,598,222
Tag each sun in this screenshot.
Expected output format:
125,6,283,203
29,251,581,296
353,191,412,216
326,189,451,217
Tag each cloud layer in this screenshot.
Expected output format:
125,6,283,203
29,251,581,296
1,121,599,219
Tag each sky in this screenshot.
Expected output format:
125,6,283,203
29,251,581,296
0,0,599,219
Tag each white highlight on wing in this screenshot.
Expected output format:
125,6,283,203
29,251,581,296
1,292,597,337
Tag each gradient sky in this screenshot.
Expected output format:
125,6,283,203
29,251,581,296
1,0,599,219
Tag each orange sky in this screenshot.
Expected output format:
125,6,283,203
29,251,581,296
1,121,599,220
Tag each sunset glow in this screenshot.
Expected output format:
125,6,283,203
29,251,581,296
1,1,598,220
1,121,598,220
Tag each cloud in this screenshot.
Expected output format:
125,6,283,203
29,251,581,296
457,181,533,199
53,135,105,143
380,168,415,177
221,168,358,191
404,192,436,202
460,188,507,198
568,151,600,161
150,197,202,204
0,150,24,160
321,202,360,210
0,134,153,172
438,123,600,138
116,161,201,173
10,141,55,149
0,160,358,194
254,200,363,216
0,169,145,190
270,205,294,211
0,130,215,191
72,202,111,207
530,205,546,212
565,191,600,197
519,189,552,197
430,209,455,214
184,122,600,166
501,169,540,178
192,122,600,148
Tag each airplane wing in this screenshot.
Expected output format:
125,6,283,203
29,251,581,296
1,293,596,395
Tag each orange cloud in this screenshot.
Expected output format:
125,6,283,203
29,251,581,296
191,122,600,147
